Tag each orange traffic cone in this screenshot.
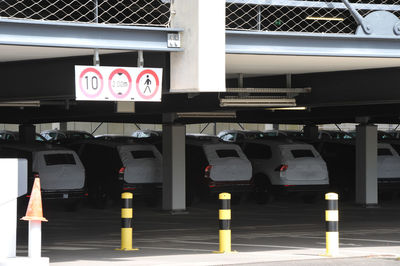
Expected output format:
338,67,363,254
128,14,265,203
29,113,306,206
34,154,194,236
21,178,48,222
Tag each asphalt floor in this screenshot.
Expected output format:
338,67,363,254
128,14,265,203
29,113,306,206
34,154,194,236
14,195,400,265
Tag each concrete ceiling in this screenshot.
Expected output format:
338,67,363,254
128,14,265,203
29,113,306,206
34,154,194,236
226,54,400,76
0,45,123,62
1,45,400,76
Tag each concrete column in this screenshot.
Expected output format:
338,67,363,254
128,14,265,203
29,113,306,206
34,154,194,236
162,124,186,212
304,125,318,139
19,124,36,144
170,0,225,92
355,124,378,206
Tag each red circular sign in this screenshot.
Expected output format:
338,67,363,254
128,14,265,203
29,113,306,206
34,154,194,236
136,69,160,100
108,68,132,99
79,67,104,99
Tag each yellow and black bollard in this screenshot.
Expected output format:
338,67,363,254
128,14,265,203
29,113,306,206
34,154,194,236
214,192,236,253
116,192,138,251
325,192,339,256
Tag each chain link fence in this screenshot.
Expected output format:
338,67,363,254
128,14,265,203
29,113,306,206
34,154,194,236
0,0,171,27
1,0,399,33
226,0,400,34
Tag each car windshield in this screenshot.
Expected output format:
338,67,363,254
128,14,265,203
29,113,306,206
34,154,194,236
35,134,46,142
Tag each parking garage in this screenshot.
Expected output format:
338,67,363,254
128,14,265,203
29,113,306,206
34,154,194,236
2,0,400,265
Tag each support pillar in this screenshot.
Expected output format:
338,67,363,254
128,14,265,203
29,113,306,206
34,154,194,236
162,123,186,212
355,124,378,206
304,124,318,140
170,0,225,92
19,124,36,144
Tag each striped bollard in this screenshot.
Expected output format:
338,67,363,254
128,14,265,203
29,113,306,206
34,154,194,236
214,193,236,253
325,192,339,256
116,192,138,251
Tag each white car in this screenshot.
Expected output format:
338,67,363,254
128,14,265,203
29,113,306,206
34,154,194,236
0,142,86,210
40,130,94,142
242,139,329,203
0,130,47,142
377,143,400,192
70,139,162,208
186,135,252,204
217,130,265,142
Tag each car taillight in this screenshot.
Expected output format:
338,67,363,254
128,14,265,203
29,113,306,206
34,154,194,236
275,164,288,172
123,187,136,191
118,167,125,181
204,165,212,179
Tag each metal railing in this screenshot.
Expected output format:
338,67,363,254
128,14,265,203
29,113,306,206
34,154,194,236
0,0,171,27
1,0,399,34
226,0,400,34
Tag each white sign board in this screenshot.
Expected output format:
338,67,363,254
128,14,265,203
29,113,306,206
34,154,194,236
75,65,163,102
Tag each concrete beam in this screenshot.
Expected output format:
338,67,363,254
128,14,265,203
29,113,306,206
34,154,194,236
0,19,183,52
226,31,400,58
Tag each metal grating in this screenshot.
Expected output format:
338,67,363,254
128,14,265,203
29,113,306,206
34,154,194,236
226,0,400,34
0,0,171,27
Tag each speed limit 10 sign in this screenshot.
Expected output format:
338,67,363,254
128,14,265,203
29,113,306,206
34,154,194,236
75,65,163,102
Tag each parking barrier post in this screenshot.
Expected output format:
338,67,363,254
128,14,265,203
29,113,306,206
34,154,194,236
116,192,138,251
325,192,339,256
214,192,236,253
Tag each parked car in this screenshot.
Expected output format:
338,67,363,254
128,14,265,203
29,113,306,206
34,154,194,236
316,140,400,198
131,130,162,151
217,130,266,143
346,130,393,140
69,139,162,208
0,142,86,210
0,130,47,142
186,135,252,204
132,130,162,139
318,130,353,140
95,134,138,142
242,139,329,203
40,130,94,143
385,130,400,139
262,130,291,138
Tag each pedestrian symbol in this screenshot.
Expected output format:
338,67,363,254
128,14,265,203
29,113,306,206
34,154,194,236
136,69,160,100
144,75,152,93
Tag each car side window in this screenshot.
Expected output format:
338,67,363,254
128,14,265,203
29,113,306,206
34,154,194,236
244,143,272,159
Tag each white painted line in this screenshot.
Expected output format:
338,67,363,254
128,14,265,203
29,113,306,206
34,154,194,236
173,240,309,249
296,235,400,244
139,246,215,252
